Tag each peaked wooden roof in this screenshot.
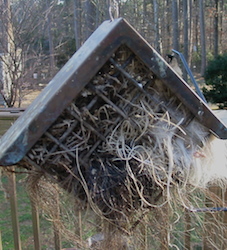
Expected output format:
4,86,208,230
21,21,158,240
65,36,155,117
0,18,227,166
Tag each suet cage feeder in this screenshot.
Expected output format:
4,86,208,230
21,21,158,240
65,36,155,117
0,18,227,233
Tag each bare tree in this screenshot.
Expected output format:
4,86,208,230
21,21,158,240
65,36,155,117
0,0,59,107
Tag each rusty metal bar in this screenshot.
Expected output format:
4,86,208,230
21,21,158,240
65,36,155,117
45,132,77,158
110,58,146,92
109,57,166,111
67,108,106,141
82,116,122,160
24,156,43,171
35,97,99,166
89,86,128,119
39,120,80,165
110,57,192,130
184,209,191,250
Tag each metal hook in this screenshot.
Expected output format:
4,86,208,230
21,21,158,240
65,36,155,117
109,0,119,21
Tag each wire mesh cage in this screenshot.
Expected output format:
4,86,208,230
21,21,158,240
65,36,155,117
20,45,226,248
21,43,208,206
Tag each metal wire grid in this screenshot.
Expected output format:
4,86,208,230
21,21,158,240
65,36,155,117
23,45,191,181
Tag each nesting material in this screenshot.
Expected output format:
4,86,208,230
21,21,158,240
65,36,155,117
18,46,220,212
1,46,223,249
0,16,226,248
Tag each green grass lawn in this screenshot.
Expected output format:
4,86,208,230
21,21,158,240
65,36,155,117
0,171,86,250
0,170,219,250
0,172,56,250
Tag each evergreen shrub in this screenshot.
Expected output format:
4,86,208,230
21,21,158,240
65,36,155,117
203,54,227,109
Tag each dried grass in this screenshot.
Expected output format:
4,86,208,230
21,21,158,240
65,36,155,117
10,45,227,249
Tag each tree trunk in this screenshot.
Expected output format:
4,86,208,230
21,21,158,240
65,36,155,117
141,0,147,37
183,0,188,80
105,0,111,20
194,2,199,53
73,0,82,50
3,0,14,54
46,0,55,76
1,0,16,107
199,0,206,75
214,0,219,57
153,0,161,53
172,0,179,51
188,0,193,67
219,0,224,54
164,0,171,53
83,0,96,41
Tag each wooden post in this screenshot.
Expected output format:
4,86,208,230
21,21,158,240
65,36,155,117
53,190,62,250
184,209,191,249
8,168,22,250
154,202,169,250
0,230,3,250
224,189,227,225
78,210,83,242
141,215,148,250
74,201,83,242
203,186,227,249
161,204,169,250
31,200,41,250
54,224,62,250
